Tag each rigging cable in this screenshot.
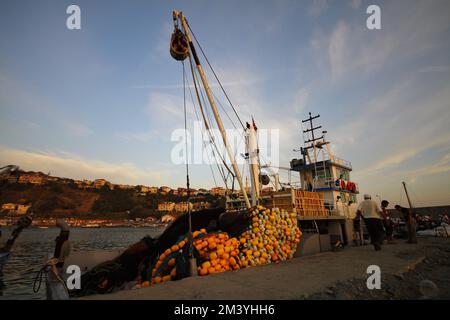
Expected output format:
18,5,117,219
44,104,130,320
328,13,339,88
183,62,222,188
188,51,230,172
188,52,236,186
186,21,245,130
182,60,196,265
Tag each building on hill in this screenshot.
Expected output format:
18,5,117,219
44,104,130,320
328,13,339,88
161,214,176,223
210,187,226,196
1,203,16,211
93,179,112,189
174,202,193,213
192,201,210,211
160,186,172,195
148,187,158,194
197,188,210,195
18,172,46,185
158,202,175,212
1,203,31,215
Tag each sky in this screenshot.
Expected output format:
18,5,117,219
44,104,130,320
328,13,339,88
0,0,449,207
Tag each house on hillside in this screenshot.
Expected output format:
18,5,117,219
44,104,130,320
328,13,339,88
18,172,46,185
93,179,112,189
174,202,193,213
210,187,226,196
158,202,175,212
160,186,172,195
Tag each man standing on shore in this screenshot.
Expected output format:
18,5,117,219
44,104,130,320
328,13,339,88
357,194,384,251
381,200,394,244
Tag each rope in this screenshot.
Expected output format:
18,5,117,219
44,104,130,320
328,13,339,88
33,258,66,293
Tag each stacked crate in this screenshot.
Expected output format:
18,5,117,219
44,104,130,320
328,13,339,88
260,189,329,218
293,190,329,217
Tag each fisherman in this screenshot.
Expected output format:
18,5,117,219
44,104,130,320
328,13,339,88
381,200,394,244
356,194,384,251
394,204,418,243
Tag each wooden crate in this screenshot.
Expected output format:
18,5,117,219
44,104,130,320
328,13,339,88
261,189,329,217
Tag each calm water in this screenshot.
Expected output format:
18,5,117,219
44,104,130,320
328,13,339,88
0,227,164,300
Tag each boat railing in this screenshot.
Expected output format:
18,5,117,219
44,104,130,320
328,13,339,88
328,155,352,169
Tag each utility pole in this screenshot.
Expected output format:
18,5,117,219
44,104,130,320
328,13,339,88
402,181,418,244
176,11,251,209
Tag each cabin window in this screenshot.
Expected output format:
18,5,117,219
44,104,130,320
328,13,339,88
335,168,350,181
313,167,332,180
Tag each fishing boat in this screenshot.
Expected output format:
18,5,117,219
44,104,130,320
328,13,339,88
42,10,337,299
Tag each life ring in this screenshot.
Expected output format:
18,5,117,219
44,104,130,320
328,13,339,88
347,182,353,192
340,180,346,189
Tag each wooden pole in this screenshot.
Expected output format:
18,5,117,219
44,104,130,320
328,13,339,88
402,181,418,244
177,11,251,209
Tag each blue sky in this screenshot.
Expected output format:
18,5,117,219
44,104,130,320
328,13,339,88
1,0,449,206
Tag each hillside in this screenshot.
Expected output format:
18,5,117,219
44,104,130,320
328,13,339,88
0,182,223,219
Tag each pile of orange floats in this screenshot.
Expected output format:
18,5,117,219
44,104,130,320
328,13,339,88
238,206,301,268
195,231,241,276
148,206,301,286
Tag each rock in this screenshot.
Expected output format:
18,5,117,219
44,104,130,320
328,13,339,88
395,274,405,280
419,280,439,299
336,292,353,300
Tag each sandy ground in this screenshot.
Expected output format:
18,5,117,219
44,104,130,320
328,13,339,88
86,237,450,300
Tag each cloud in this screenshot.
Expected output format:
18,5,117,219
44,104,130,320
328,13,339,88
404,153,450,181
63,122,93,137
0,147,167,185
131,77,263,90
294,88,309,115
308,0,332,17
418,65,450,73
363,140,450,177
349,0,361,9
146,92,186,119
328,21,351,79
325,1,450,81
115,130,158,142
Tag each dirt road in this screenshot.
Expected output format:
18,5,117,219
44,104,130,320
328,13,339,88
86,237,450,300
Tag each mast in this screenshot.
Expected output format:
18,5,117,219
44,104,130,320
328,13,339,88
174,11,251,209
402,181,418,244
302,113,326,191
246,120,260,206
